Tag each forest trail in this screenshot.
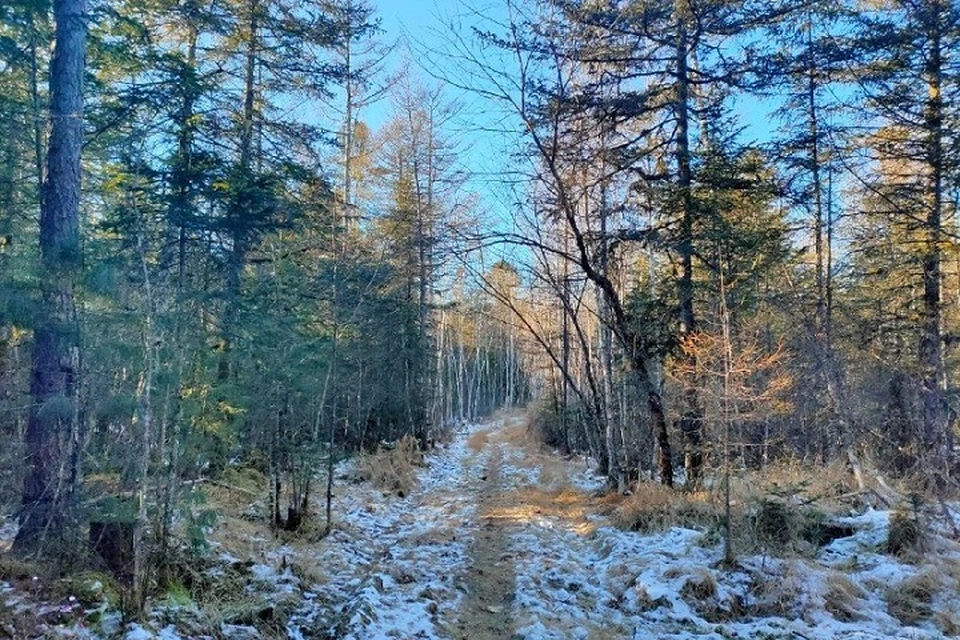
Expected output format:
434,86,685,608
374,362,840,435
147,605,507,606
447,415,627,639
200,411,959,640
350,411,629,639
451,426,515,639
5,411,956,639
280,410,620,639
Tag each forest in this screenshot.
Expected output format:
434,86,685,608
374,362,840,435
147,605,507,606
1,0,960,638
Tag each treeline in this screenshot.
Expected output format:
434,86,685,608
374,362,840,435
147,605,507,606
0,0,526,607
448,0,959,493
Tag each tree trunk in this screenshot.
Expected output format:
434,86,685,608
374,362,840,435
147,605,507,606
674,0,703,490
919,0,946,475
15,0,87,554
131,232,156,617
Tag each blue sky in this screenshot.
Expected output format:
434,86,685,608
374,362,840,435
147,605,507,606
365,0,472,128
364,0,524,235
359,0,791,265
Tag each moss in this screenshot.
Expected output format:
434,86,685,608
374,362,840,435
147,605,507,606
162,580,194,607
0,555,44,582
221,466,268,493
58,571,121,608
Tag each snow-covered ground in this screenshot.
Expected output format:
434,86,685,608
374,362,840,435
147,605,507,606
284,412,960,639
283,418,491,639
3,413,960,639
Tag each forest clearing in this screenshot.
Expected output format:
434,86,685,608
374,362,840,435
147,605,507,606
3,412,960,639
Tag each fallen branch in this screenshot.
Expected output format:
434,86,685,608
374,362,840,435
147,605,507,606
202,478,261,498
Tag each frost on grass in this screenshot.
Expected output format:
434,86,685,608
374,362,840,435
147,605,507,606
508,484,959,639
486,423,960,639
286,418,492,639
3,415,960,639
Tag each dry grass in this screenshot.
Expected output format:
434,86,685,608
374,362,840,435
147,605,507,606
605,483,720,534
677,568,748,623
887,507,925,558
500,417,538,449
885,569,939,625
480,486,597,535
931,558,960,635
467,430,489,452
537,457,574,491
680,569,718,602
604,460,868,558
354,434,424,497
202,482,260,513
935,607,960,636
728,460,855,508
749,560,805,617
824,572,866,622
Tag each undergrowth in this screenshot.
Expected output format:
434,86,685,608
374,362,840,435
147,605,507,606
605,463,867,557
353,434,425,497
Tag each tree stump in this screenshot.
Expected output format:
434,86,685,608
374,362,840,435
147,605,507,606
89,521,135,585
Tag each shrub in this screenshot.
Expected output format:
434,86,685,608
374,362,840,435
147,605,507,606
886,570,938,625
354,434,423,497
608,483,719,533
887,507,925,557
680,569,717,602
748,561,804,618
824,573,865,622
751,498,794,549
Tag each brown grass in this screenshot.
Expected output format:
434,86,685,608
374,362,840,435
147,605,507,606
935,607,960,636
467,430,490,452
354,434,424,497
886,569,939,625
604,461,867,558
824,572,866,622
887,507,925,558
500,418,538,449
932,558,960,635
480,486,597,535
728,460,855,507
749,560,804,617
605,483,719,533
680,569,718,602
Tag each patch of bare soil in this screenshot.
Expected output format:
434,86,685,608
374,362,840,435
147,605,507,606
448,414,604,639
448,435,517,640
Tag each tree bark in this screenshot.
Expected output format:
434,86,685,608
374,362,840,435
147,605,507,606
674,0,704,490
919,0,947,474
15,0,87,553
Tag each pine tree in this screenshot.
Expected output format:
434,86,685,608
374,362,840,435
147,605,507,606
15,0,87,553
852,0,960,477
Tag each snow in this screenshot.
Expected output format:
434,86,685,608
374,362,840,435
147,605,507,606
296,420,496,639
3,414,959,639
293,412,957,640
124,625,156,640
121,624,183,640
